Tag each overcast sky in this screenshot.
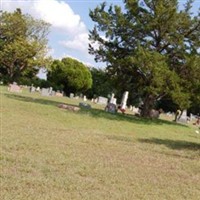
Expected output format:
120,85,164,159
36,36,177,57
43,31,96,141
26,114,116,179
1,0,199,79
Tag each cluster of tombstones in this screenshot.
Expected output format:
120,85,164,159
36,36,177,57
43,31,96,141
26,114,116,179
8,83,197,123
7,83,64,97
31,86,64,97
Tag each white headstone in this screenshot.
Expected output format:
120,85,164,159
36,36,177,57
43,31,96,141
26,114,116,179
70,93,74,98
83,95,87,101
110,93,115,103
112,98,117,105
120,91,129,110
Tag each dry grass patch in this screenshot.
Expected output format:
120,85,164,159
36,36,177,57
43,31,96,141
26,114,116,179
1,86,200,199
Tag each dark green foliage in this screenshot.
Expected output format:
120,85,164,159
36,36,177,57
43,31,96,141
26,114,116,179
47,58,92,94
0,9,51,83
86,67,114,98
89,0,200,117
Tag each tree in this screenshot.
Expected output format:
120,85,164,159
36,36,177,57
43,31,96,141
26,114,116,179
89,0,200,117
47,58,92,94
86,67,114,98
0,9,51,83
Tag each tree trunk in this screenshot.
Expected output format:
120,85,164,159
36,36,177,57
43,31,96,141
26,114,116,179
140,94,156,118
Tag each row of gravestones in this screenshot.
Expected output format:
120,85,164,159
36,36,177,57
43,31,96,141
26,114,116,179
8,84,194,123
41,87,64,97
70,93,110,104
30,85,64,97
7,83,64,97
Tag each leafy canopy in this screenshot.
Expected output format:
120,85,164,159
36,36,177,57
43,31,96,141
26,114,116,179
89,0,200,116
47,57,92,94
0,9,51,83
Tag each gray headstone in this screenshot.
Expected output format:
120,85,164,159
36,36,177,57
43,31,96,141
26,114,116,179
70,93,74,98
41,88,50,96
51,91,56,96
105,103,117,113
30,86,36,93
79,102,91,109
97,96,108,105
178,110,187,123
48,87,53,94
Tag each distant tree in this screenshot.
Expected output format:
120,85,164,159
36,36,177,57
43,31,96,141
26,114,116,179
0,9,51,83
47,58,92,94
89,0,200,117
86,67,114,98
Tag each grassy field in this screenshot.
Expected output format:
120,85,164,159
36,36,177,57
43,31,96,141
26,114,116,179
1,86,200,200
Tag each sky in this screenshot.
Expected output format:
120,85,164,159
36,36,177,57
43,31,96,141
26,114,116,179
1,0,200,79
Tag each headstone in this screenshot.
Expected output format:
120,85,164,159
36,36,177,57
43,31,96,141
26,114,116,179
83,95,87,101
36,87,40,92
132,106,139,114
30,85,36,93
166,112,172,117
75,96,79,99
79,102,91,109
109,93,115,104
109,94,117,105
190,113,195,121
150,109,160,119
41,88,50,96
70,93,74,98
49,87,53,94
8,83,22,93
55,92,63,97
112,98,117,105
105,103,117,113
178,110,187,123
120,91,129,110
51,91,56,96
97,96,108,105
94,98,98,103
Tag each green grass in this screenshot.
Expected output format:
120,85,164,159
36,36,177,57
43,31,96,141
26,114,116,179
1,86,200,200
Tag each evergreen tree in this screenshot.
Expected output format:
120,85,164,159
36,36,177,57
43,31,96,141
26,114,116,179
89,0,200,117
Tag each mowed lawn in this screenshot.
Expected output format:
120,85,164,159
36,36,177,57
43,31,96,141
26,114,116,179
1,86,200,200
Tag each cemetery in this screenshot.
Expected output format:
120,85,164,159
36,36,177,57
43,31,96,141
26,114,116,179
1,1,200,199
1,85,200,199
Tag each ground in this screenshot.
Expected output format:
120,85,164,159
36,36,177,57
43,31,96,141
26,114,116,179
1,86,200,200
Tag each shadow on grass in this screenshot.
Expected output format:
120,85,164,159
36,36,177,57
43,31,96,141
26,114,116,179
139,138,200,151
5,93,76,107
79,108,188,127
6,93,188,127
105,135,134,143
